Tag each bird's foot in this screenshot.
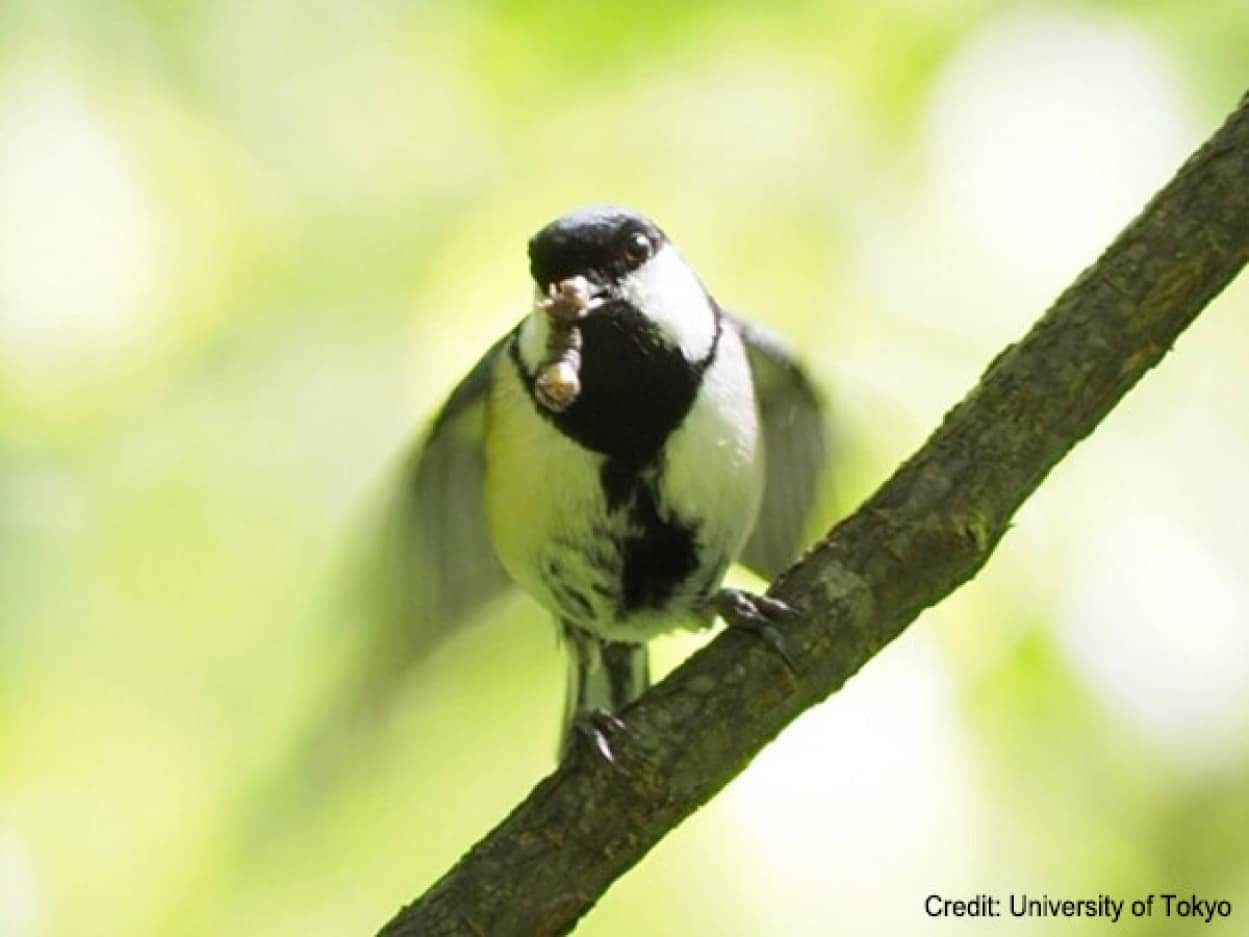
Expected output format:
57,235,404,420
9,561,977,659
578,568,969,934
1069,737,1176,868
710,588,800,675
565,708,628,767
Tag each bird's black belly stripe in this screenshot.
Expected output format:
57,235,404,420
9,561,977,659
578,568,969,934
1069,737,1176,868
613,474,699,614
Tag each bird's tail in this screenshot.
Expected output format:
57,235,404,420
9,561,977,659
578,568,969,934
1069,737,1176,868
560,623,649,755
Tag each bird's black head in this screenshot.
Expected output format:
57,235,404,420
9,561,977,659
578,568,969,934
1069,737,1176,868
528,206,669,292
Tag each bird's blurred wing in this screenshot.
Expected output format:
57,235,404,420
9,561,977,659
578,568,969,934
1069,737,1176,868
346,334,513,715
730,312,830,578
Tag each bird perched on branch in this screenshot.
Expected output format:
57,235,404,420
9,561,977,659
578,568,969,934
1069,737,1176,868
361,205,828,757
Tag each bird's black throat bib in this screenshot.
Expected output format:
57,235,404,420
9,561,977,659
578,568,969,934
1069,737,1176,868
512,301,722,466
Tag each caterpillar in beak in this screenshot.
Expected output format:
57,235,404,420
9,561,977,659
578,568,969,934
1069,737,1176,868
534,275,593,412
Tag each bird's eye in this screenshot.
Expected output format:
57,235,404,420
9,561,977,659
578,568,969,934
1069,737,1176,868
624,232,653,264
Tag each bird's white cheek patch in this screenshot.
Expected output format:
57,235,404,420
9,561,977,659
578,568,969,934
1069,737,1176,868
619,245,718,361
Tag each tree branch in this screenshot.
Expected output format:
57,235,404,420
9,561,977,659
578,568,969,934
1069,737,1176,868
378,90,1249,937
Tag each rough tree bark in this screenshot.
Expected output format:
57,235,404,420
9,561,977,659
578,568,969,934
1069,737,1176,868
378,90,1249,937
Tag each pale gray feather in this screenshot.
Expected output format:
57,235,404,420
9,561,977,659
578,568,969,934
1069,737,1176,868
729,312,830,578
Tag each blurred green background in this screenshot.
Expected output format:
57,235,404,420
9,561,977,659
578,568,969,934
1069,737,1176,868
3,1,1248,935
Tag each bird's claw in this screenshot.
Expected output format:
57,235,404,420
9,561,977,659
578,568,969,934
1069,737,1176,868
712,588,800,676
568,708,628,767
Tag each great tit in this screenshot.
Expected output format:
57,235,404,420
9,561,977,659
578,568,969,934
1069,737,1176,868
365,206,828,756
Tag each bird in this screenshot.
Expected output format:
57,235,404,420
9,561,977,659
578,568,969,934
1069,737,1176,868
357,205,828,757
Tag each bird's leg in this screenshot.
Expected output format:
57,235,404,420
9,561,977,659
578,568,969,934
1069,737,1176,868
706,587,800,674
559,622,648,764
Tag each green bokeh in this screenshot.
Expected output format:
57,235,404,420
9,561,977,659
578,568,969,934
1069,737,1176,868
2,2,1247,935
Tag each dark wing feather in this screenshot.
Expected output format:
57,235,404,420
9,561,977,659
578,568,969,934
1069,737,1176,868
347,335,513,716
730,312,830,578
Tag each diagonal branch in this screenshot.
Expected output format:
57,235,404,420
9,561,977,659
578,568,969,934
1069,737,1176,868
378,90,1249,937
